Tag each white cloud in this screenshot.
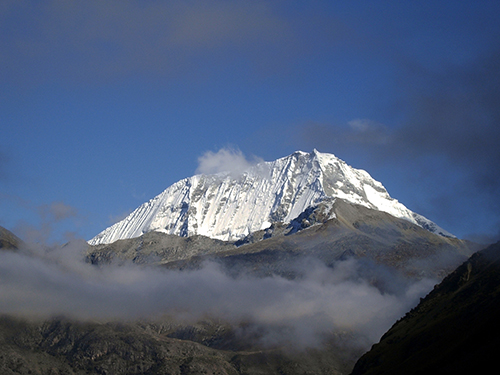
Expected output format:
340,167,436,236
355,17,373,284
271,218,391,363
196,147,264,176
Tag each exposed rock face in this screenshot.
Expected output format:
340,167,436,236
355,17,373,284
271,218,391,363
350,241,500,375
89,150,452,245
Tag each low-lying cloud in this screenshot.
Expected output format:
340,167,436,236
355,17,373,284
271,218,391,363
0,241,437,349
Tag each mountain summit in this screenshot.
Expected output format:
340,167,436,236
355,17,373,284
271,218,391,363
89,150,452,245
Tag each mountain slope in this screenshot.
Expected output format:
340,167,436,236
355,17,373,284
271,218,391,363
350,241,500,375
88,198,475,279
89,150,452,245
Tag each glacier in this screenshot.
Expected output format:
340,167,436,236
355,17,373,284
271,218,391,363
89,150,453,245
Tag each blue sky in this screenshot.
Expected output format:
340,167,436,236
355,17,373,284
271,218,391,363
1,0,499,244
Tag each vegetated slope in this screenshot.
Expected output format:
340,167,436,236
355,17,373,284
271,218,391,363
0,316,360,375
89,150,452,245
350,240,500,375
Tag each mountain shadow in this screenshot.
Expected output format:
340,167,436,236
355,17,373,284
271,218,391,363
350,240,500,375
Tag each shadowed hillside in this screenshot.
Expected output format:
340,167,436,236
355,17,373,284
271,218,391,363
350,241,500,375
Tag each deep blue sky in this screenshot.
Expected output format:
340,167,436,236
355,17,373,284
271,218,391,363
1,0,499,244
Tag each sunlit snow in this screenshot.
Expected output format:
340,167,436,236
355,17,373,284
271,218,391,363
89,150,452,245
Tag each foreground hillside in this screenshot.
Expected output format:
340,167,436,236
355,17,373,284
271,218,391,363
0,316,363,375
350,240,500,375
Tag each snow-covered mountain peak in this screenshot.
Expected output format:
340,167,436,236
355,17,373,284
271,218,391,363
89,150,453,245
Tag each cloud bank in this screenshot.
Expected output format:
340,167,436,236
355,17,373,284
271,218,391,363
0,241,436,349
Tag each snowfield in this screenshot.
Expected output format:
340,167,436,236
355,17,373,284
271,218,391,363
89,150,453,245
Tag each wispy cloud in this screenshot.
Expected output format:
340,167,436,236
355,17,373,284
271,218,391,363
196,147,264,177
38,201,78,222
5,198,82,245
